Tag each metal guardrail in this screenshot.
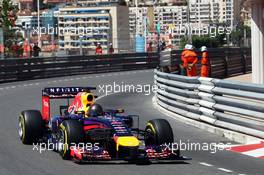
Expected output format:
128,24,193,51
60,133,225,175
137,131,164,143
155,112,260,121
154,69,264,139
0,53,159,83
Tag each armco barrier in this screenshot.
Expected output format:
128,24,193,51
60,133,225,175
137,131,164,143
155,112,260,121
0,53,159,83
154,69,264,139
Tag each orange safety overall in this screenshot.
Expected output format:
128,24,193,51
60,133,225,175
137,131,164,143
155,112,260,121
181,49,188,62
201,51,210,77
95,46,103,55
180,49,188,76
183,50,198,77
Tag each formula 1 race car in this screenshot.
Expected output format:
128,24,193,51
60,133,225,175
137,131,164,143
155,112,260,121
18,87,188,164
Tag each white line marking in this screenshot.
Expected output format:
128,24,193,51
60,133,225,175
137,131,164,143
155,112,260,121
0,70,146,90
199,162,213,167
217,168,233,173
242,147,264,158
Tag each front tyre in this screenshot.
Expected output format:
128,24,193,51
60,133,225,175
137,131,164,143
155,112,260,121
58,120,84,160
145,119,174,145
18,110,44,144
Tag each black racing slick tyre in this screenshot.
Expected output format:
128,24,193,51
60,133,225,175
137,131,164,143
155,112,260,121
145,119,174,145
18,110,44,144
59,120,84,160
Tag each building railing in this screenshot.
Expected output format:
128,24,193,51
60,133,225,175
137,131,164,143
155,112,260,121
154,69,264,139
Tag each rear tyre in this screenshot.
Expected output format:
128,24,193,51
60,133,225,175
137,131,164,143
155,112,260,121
58,120,84,160
18,110,44,144
145,119,174,145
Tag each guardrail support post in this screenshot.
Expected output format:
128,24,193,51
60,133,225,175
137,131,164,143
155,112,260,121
224,50,229,78
241,49,247,74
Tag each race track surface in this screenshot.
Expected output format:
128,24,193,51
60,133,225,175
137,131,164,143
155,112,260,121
0,70,263,175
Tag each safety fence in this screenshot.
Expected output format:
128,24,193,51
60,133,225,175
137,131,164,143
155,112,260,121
0,48,251,83
0,53,158,83
154,69,264,139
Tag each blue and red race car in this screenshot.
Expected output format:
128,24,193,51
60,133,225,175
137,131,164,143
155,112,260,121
18,87,188,163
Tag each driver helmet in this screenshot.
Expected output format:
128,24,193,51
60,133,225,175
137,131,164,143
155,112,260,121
80,92,95,115
88,104,103,117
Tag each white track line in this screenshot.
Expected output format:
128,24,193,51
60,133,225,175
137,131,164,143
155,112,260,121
0,70,147,91
199,162,213,167
217,168,233,173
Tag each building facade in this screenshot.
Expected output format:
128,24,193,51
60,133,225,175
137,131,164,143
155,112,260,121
129,5,187,47
129,0,240,48
58,3,130,53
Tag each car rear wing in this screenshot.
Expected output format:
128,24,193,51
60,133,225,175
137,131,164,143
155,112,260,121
42,87,96,121
42,87,96,99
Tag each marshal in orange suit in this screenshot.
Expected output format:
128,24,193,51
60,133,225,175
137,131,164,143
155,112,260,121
200,46,210,77
183,45,198,77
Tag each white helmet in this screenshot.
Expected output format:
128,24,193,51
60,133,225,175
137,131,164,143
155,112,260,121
184,44,189,50
201,46,207,52
186,44,194,50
